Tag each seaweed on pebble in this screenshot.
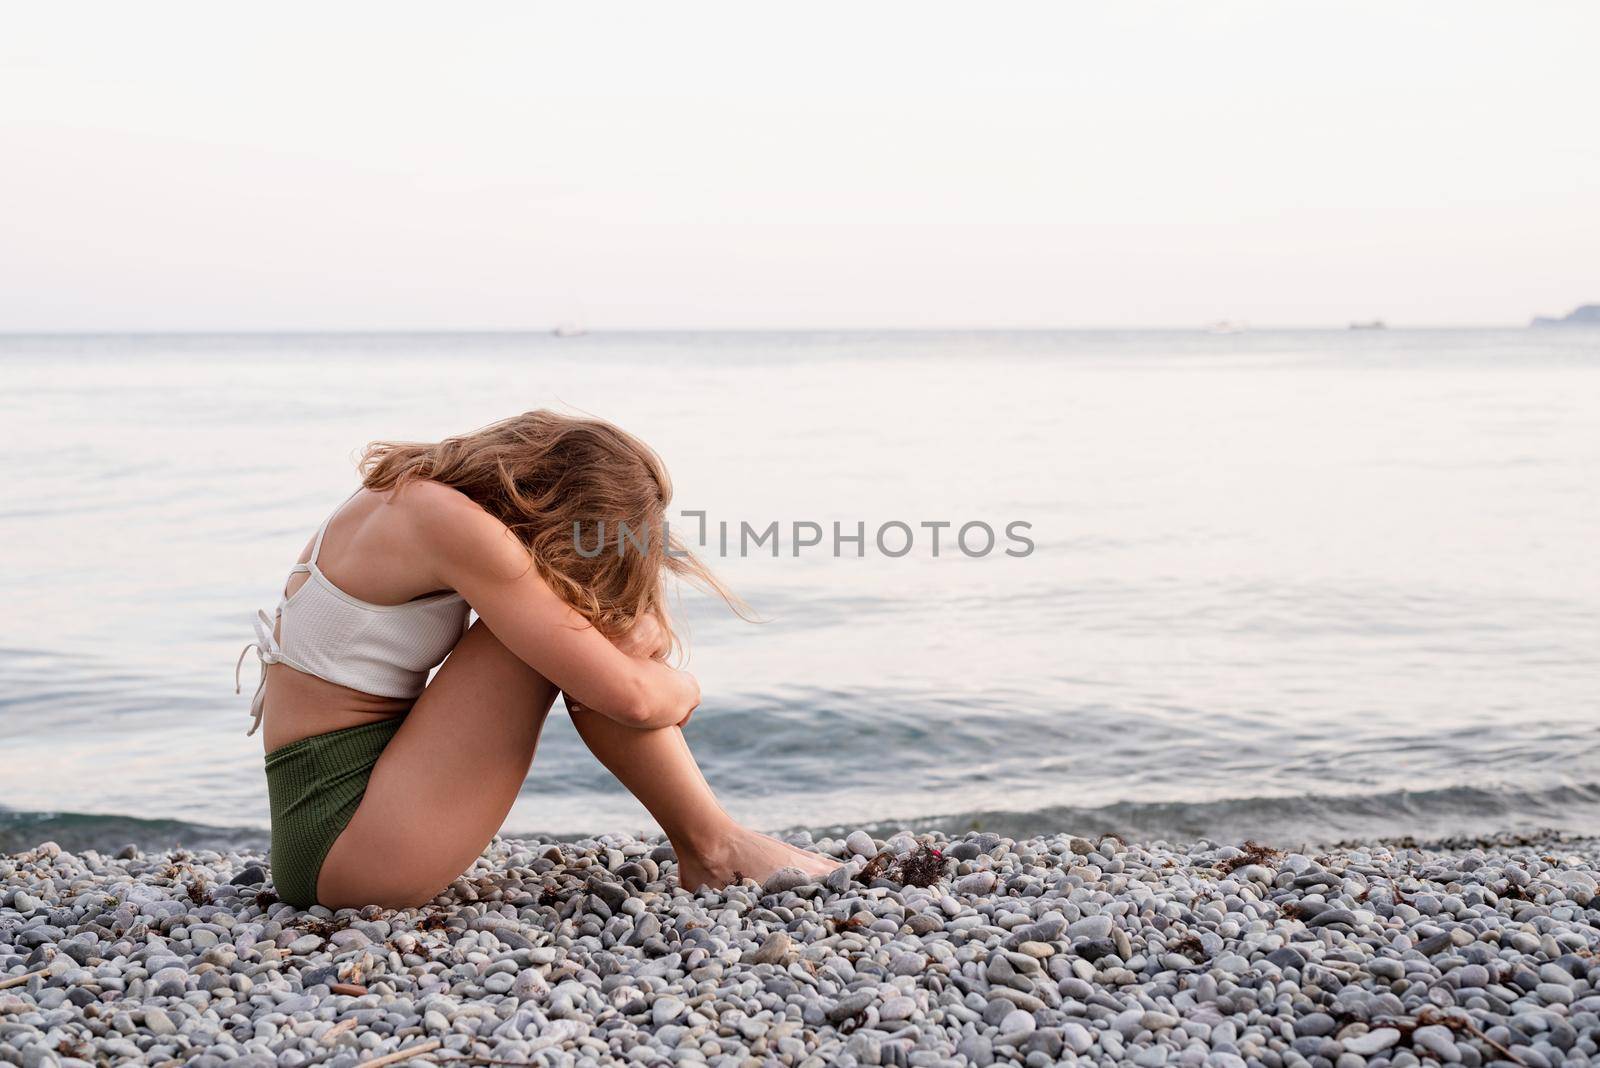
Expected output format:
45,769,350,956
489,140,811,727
1216,840,1284,874
856,845,949,888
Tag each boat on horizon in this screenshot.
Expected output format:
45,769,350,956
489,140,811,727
1348,319,1386,330
551,322,587,338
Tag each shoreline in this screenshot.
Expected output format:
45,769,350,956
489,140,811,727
12,784,1600,862
3,830,1598,1067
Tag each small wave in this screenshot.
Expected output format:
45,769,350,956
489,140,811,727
0,810,265,856
12,781,1600,859
806,780,1600,850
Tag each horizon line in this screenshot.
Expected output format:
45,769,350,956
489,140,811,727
0,323,1571,336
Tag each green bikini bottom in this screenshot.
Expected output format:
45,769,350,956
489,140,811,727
264,717,402,908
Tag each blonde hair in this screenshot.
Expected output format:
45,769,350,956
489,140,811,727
358,410,742,659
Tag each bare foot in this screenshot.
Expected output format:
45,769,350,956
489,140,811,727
676,827,841,891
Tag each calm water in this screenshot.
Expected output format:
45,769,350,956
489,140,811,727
2,330,1598,855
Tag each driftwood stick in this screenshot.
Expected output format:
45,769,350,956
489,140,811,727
361,1039,443,1067
0,969,48,990
1457,1015,1523,1064
318,1017,359,1043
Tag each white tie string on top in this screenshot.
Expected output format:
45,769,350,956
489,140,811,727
233,491,472,735
233,608,281,737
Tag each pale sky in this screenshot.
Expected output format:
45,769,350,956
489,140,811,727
2,1,1596,330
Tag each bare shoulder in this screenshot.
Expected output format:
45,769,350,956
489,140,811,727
392,480,530,582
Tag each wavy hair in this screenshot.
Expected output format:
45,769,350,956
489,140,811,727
358,410,742,659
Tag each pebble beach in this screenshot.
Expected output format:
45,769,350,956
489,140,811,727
3,830,1599,1068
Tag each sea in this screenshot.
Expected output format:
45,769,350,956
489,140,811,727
2,329,1597,856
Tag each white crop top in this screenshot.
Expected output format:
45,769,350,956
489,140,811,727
234,493,471,735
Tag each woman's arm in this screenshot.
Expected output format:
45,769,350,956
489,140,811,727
410,484,699,728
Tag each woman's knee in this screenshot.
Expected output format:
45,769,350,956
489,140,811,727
434,618,557,703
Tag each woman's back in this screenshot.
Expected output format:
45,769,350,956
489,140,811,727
243,483,471,750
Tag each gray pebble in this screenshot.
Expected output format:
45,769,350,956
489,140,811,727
999,1008,1036,1034
1068,914,1113,940
1342,1027,1402,1055
744,931,792,965
1412,1024,1460,1062
651,995,686,1025
955,871,997,895
846,831,878,857
760,866,811,895
829,990,876,1022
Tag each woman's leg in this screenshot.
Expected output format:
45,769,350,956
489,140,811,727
318,619,836,908
565,707,839,888
315,620,558,908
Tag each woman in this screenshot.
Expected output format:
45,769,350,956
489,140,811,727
236,410,838,909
